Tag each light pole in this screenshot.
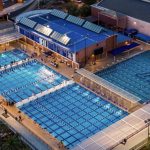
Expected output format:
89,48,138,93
84,36,87,66
144,119,150,142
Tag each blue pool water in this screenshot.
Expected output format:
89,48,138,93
96,51,150,103
0,49,28,67
0,60,67,103
20,83,128,149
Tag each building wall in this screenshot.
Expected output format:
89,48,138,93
76,36,116,66
91,7,117,27
126,16,150,36
17,0,24,3
76,41,105,67
91,6,127,29
105,35,117,51
91,5,150,35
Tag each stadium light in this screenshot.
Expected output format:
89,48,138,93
133,21,137,25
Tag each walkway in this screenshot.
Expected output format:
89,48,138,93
0,106,50,150
75,68,141,112
0,30,23,45
16,80,74,107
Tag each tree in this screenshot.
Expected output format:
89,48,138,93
82,0,97,5
66,2,79,16
79,4,91,17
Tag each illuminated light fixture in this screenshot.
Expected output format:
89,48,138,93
133,21,137,25
125,41,129,45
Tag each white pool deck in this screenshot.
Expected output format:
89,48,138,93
73,103,150,150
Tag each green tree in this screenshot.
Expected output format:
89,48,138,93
79,4,91,17
1,135,20,150
66,2,79,16
83,0,97,5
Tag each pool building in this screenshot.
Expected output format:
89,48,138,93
15,9,132,68
0,7,150,150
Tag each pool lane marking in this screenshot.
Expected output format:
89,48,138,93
0,58,33,72
16,80,74,107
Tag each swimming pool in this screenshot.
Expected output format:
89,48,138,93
0,49,128,149
19,83,128,149
96,51,150,103
0,49,28,67
0,60,67,103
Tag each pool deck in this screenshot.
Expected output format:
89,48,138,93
17,42,75,80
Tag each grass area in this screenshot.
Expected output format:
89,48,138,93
0,120,31,150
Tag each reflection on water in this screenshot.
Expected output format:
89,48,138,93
82,91,90,96
73,85,80,90
92,97,100,103
115,110,122,116
104,104,111,109
0,54,6,58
